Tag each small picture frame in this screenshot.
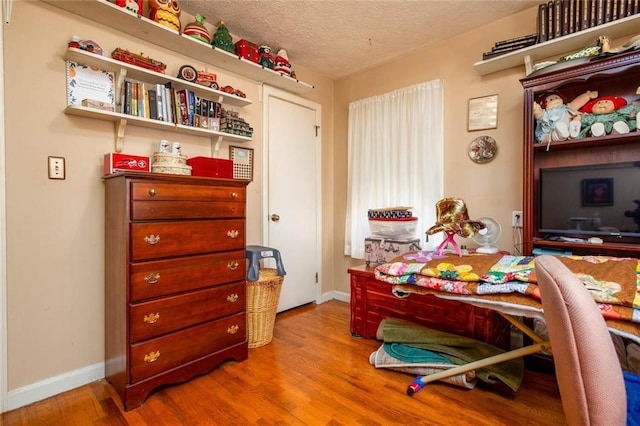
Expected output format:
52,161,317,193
229,146,254,181
468,94,498,131
582,178,613,206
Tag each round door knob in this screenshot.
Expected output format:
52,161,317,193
271,214,280,222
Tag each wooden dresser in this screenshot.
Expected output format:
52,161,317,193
104,172,249,410
349,265,511,350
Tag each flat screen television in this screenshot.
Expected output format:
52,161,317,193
538,161,640,240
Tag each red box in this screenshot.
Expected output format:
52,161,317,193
104,153,150,175
187,156,233,178
235,39,259,63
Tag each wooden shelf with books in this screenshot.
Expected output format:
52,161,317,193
64,48,252,153
44,0,314,94
474,13,640,76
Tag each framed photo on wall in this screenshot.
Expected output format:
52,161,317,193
230,146,254,181
468,94,498,131
582,178,613,206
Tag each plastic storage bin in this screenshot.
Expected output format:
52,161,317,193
368,217,418,239
246,268,284,348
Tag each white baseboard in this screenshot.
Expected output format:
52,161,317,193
318,290,349,304
7,362,105,411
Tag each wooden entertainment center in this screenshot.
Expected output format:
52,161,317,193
520,50,640,258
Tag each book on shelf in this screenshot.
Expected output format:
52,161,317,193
554,0,563,38
547,0,555,40
538,3,548,42
148,89,158,120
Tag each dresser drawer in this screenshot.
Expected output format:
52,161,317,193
130,312,246,382
131,219,245,261
130,251,245,302
131,182,245,202
130,282,245,342
131,200,245,220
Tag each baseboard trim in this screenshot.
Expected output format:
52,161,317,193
7,362,105,411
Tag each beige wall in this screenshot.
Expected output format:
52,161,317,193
3,1,543,402
332,8,539,289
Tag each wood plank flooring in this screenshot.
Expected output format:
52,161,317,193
1,300,566,425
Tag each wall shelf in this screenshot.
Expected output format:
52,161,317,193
65,105,250,153
474,14,640,76
44,0,314,94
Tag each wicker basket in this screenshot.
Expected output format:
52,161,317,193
246,268,284,348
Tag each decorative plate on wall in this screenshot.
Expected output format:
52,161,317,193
468,136,498,164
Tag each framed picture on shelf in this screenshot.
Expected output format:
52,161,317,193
582,178,613,206
230,146,253,181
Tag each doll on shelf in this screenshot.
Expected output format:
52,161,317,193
533,90,598,144
573,95,640,138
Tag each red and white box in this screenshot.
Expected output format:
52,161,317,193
187,156,233,178
235,39,259,63
104,153,150,175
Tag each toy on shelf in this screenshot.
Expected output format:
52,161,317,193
258,45,275,69
109,0,142,15
575,95,640,138
211,20,235,54
426,198,486,257
68,36,104,55
274,49,292,76
221,108,253,137
111,48,167,73
533,90,597,144
176,65,219,89
183,13,211,44
148,0,182,32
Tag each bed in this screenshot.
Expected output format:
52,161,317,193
372,251,640,394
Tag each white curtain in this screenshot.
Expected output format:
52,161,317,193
345,79,444,259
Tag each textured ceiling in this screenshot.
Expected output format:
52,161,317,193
180,0,540,80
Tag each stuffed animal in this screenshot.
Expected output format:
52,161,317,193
533,90,597,144
575,96,632,138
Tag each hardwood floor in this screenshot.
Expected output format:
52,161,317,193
1,300,566,425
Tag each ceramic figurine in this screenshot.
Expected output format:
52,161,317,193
112,0,143,15
258,45,275,69
211,20,235,54
274,49,291,75
183,14,211,44
148,0,182,32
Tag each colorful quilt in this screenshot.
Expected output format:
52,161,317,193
374,252,640,326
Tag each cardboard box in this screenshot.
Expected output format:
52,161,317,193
364,238,421,266
104,153,150,175
235,39,259,63
187,156,233,178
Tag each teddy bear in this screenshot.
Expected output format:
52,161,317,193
533,90,598,144
573,96,637,138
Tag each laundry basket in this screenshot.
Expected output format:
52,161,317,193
246,268,284,348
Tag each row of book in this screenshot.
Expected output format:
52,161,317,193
482,0,640,61
121,79,224,132
538,0,640,43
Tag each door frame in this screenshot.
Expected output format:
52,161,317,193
1,11,8,412
260,84,322,306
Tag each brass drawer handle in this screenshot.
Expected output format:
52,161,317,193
148,188,156,196
227,261,239,270
226,230,239,238
227,293,239,303
227,324,240,334
144,273,160,284
230,192,238,199
143,313,160,324
144,234,160,245
144,351,160,363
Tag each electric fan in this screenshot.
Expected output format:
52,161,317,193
472,216,502,254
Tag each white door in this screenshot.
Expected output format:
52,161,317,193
262,85,321,313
